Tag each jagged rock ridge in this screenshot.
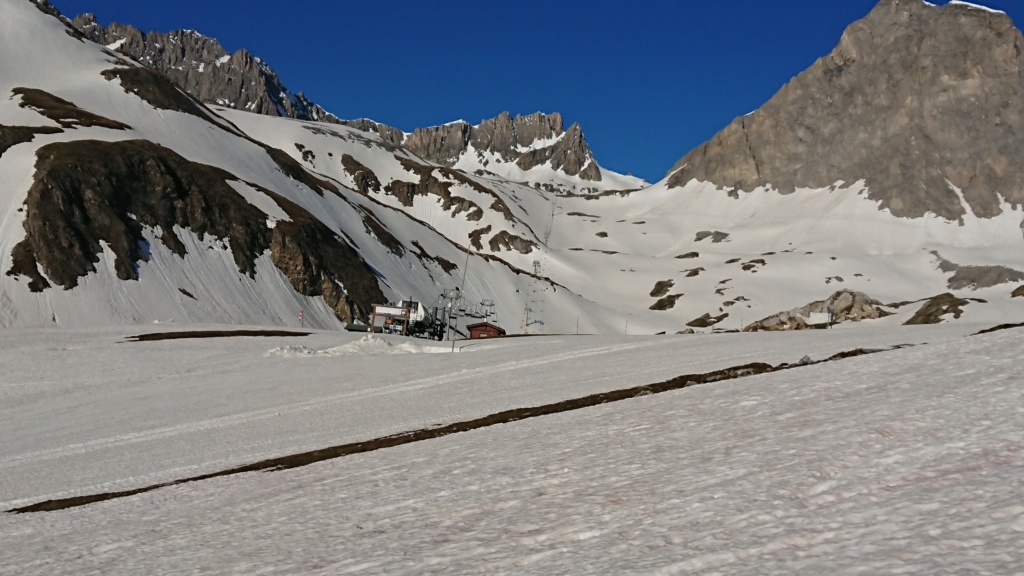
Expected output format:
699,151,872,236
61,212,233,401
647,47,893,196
71,13,337,123
63,7,617,188
668,0,1024,222
403,112,603,181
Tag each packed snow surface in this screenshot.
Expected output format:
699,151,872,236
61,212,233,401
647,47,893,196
1,323,1022,574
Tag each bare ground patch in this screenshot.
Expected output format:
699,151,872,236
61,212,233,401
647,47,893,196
973,322,1024,336
12,87,131,130
126,330,311,342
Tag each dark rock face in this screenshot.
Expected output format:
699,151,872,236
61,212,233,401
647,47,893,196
650,280,675,298
932,251,1024,290
904,292,972,324
101,67,210,119
468,226,492,251
687,312,728,327
11,87,131,130
340,154,382,195
385,158,484,221
1012,285,1024,298
487,231,536,255
668,0,1024,221
0,124,63,158
403,112,603,181
339,119,405,147
31,0,87,41
5,139,383,322
695,231,730,243
72,14,337,123
650,294,683,311
410,241,457,273
385,157,520,225
352,205,404,257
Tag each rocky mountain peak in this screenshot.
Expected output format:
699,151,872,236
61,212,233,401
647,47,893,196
339,118,406,146
667,0,1024,222
403,112,601,181
70,14,338,123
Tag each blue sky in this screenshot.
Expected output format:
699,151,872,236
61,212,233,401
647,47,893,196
52,0,1024,183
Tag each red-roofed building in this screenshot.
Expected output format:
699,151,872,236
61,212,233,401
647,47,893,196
466,322,506,339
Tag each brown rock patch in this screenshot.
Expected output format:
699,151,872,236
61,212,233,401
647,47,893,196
488,231,536,254
904,293,972,325
12,87,131,130
650,279,675,298
650,294,683,311
0,124,64,158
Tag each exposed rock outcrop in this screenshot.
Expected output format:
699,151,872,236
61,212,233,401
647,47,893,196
487,231,536,255
687,312,728,327
744,290,892,332
12,87,130,130
932,251,1024,290
72,14,337,123
668,0,1024,222
0,124,63,158
66,10,609,187
903,293,972,325
100,67,210,120
5,139,383,321
650,294,683,311
385,157,484,220
339,119,405,146
403,112,602,181
1013,285,1024,298
385,157,519,224
650,280,675,298
340,154,382,195
695,231,729,243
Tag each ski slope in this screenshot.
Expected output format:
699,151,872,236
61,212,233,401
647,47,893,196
1,323,1022,574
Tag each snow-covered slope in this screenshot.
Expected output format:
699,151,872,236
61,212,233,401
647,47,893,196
0,0,613,332
2,0,1023,336
1,323,1021,574
545,177,1024,332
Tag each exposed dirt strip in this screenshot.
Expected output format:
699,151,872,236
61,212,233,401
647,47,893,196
126,330,311,342
972,323,1024,336
8,346,895,514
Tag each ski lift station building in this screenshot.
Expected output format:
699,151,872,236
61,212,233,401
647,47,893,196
466,322,506,340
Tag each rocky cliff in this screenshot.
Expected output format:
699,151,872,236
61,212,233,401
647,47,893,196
403,112,603,181
71,14,337,123
668,0,1024,222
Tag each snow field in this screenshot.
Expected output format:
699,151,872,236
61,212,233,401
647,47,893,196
0,323,980,509
0,325,1021,574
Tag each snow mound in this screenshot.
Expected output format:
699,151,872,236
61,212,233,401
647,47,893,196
264,345,319,357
